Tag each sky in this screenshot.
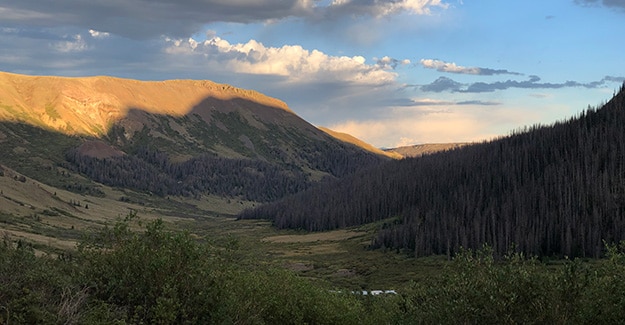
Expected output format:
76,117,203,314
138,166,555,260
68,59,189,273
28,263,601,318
1,0,624,148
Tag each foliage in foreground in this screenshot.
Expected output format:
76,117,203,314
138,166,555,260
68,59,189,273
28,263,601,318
397,244,625,324
2,217,625,324
1,217,372,324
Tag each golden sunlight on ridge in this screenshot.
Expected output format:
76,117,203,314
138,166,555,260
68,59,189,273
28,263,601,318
0,71,291,136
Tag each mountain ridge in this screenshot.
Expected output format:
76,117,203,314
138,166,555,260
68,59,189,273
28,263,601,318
384,143,469,158
0,71,396,206
0,71,293,137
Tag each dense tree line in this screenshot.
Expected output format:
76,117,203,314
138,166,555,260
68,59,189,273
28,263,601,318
240,84,625,258
65,132,385,202
64,147,310,201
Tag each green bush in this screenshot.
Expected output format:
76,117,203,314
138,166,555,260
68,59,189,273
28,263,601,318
398,246,559,324
4,215,625,324
0,236,78,324
215,267,368,324
573,242,625,323
395,243,625,324
78,215,371,324
78,216,220,323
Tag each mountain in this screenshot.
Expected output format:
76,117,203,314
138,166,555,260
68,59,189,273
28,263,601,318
384,143,468,158
0,71,390,207
318,127,402,159
240,84,625,258
0,71,293,137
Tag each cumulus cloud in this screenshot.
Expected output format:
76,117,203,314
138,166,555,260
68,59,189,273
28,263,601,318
164,36,398,86
420,59,521,76
0,0,448,40
376,56,411,70
89,29,109,38
420,75,625,93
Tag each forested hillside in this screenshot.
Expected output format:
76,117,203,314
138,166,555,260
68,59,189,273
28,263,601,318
240,84,625,258
60,110,385,202
0,72,390,205
64,137,382,202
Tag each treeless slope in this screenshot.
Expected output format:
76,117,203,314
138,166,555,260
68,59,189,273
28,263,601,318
385,143,469,158
318,127,402,159
0,71,292,136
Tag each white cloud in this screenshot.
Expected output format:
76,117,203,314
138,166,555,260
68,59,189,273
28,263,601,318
420,59,480,74
376,56,411,70
89,29,110,38
164,36,398,86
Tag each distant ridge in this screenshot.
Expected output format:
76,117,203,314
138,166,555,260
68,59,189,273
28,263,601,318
384,143,469,158
318,127,402,159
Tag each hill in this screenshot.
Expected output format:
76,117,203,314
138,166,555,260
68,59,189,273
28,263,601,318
240,84,625,258
0,71,391,224
318,127,402,159
0,71,293,137
384,143,468,158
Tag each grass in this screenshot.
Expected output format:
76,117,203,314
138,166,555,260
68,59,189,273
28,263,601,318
0,168,448,290
0,121,89,191
171,215,448,290
0,120,447,291
45,104,61,120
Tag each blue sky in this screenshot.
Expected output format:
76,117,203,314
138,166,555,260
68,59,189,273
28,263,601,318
1,0,624,148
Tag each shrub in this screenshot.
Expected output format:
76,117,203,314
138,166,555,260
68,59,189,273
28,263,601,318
78,216,220,323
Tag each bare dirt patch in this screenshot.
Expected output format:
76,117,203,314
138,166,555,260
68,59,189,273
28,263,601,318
75,140,125,158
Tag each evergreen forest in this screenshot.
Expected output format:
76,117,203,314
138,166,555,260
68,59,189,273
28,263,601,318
63,127,386,202
240,84,625,258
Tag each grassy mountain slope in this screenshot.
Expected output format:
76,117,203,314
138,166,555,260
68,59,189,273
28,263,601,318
384,143,469,158
0,71,292,136
0,71,389,200
318,127,402,159
240,84,625,258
